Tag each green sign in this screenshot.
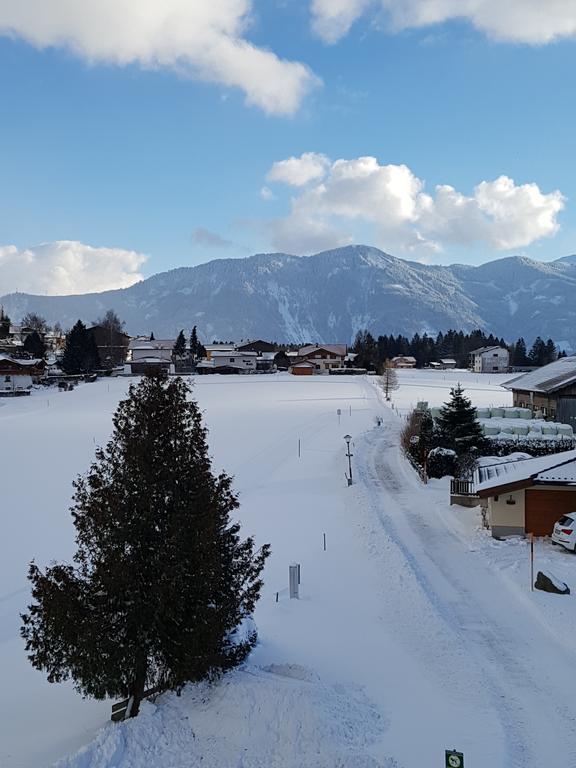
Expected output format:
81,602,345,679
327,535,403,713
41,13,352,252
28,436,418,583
445,750,464,768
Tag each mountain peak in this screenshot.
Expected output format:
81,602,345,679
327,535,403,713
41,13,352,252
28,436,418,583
1,246,575,349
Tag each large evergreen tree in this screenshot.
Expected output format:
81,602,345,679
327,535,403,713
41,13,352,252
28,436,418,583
189,326,199,359
173,330,187,360
60,320,101,374
21,375,269,718
436,385,485,455
23,330,46,359
0,307,11,338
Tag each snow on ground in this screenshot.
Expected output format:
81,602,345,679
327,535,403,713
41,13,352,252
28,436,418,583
393,368,513,414
3,371,576,768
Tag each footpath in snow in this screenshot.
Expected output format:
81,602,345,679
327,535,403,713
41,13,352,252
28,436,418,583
3,372,576,767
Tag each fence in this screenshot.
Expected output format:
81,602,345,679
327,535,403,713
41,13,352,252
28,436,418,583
450,479,476,497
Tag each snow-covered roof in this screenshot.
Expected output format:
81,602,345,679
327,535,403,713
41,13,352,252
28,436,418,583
129,339,176,350
211,349,257,357
470,346,507,356
476,449,576,495
440,359,457,364
131,356,171,364
0,354,43,366
299,344,347,357
392,355,416,362
503,356,576,394
205,343,236,351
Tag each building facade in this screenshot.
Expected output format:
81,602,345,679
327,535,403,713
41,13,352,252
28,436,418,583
470,346,510,373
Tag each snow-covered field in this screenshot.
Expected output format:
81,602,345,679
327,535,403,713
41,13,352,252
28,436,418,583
393,368,513,413
2,371,576,768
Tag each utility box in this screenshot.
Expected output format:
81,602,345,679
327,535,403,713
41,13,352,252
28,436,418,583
289,563,300,599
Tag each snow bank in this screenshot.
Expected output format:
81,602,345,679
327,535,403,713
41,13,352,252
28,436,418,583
55,665,387,768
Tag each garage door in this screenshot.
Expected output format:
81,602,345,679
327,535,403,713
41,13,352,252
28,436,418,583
525,489,576,536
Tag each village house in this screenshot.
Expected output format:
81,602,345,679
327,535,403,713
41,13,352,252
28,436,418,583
204,343,236,360
475,450,576,538
294,344,347,374
391,356,416,369
469,346,510,373
127,338,176,375
0,355,45,396
503,356,576,430
197,349,259,374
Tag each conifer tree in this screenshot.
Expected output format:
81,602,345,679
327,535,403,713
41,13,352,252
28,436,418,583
60,320,101,374
23,330,46,359
544,338,557,365
173,330,186,359
436,385,485,455
528,336,547,366
21,375,269,718
512,337,528,367
190,326,199,359
0,307,11,338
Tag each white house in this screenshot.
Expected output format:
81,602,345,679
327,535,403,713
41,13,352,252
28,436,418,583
129,338,176,363
0,355,45,395
391,356,416,369
470,346,510,373
297,345,347,374
210,349,258,372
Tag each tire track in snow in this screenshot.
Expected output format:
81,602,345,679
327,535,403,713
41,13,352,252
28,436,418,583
356,409,576,768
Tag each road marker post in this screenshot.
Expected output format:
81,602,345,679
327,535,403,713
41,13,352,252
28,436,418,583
529,533,534,591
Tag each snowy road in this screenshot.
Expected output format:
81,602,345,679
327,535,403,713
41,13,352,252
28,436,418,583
356,389,576,766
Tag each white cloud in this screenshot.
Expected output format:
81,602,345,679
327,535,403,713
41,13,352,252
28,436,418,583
311,0,373,44
0,1,319,115
0,240,147,296
311,0,576,44
264,153,565,254
267,152,330,186
260,186,275,201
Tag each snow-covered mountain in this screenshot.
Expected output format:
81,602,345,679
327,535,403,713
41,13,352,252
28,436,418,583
2,245,576,347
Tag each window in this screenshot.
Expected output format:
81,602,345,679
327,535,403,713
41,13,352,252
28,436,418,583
4,375,10,382
558,516,574,527
229,357,235,362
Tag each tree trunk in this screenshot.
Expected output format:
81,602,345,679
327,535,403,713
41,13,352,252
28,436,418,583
127,654,147,718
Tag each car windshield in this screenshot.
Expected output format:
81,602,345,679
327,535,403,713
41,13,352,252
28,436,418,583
557,516,575,527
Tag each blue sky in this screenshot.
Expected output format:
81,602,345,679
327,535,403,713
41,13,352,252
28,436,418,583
1,1,576,294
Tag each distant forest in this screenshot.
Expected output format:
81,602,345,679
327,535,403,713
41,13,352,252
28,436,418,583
352,329,564,371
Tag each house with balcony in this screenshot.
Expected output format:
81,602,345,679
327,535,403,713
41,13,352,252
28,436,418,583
295,345,347,374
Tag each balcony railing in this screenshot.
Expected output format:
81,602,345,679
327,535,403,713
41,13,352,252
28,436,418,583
450,479,477,497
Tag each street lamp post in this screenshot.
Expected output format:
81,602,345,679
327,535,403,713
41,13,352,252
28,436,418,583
343,434,353,486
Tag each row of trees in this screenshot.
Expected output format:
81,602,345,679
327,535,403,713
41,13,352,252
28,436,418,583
173,326,206,361
353,328,564,371
21,374,269,717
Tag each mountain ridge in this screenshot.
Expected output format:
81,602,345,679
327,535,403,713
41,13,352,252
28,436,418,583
2,246,575,348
